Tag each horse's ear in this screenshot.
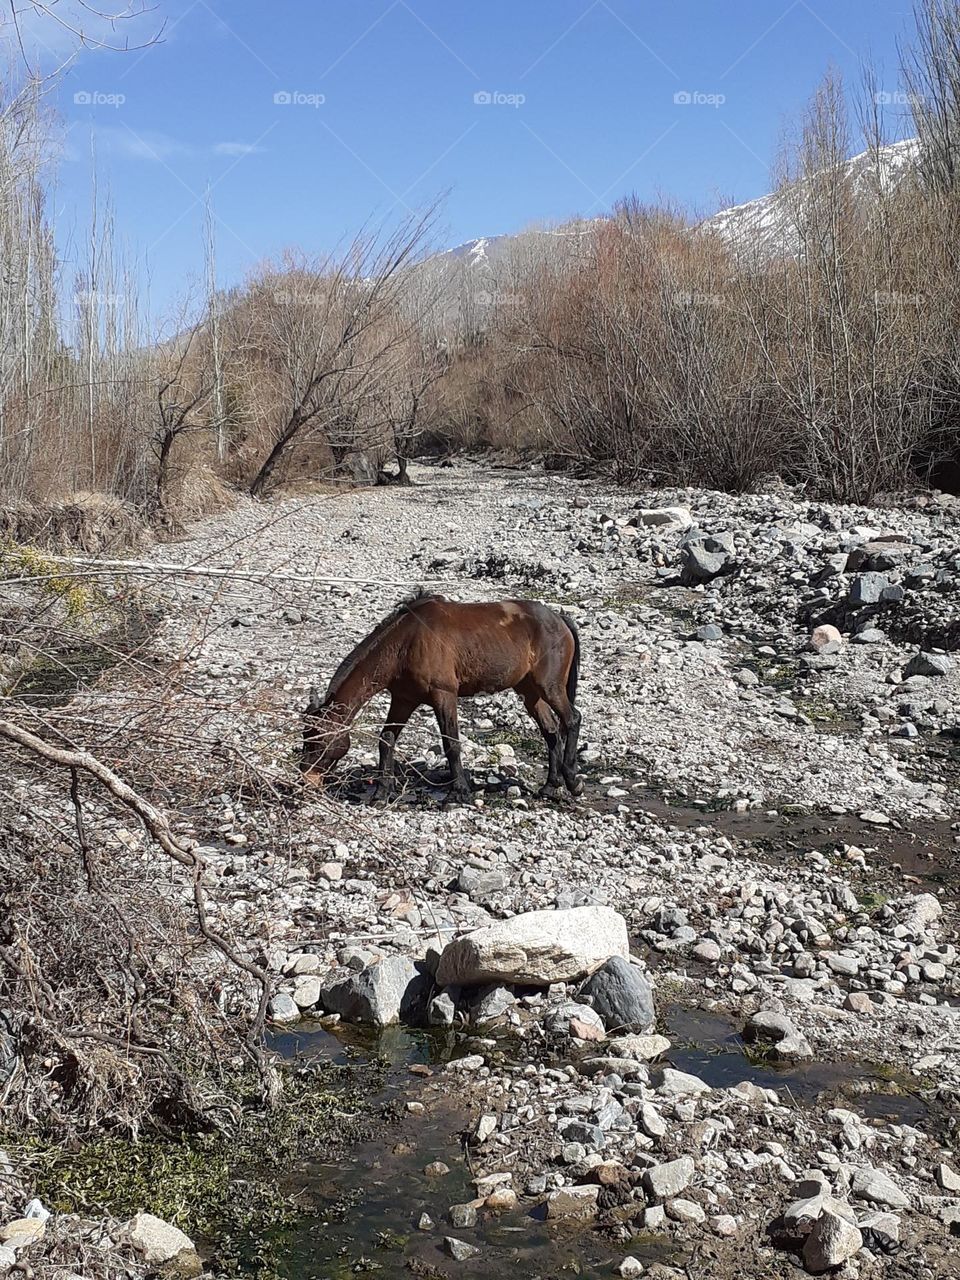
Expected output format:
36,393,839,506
308,686,322,712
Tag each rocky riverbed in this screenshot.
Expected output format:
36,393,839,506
5,460,960,1278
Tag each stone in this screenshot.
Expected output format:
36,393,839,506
0,1246,15,1268
849,572,889,606
824,952,860,977
0,1218,45,1249
267,992,300,1024
125,1213,202,1278
617,1258,644,1278
666,1197,705,1224
843,992,877,1014
579,956,655,1033
611,1033,671,1061
743,1011,797,1043
471,985,516,1023
937,1163,960,1193
444,1237,479,1261
681,542,727,584
904,651,952,678
658,1068,711,1097
546,1001,606,1038
635,506,693,531
851,1165,910,1209
485,1187,517,1212
643,1156,695,1201
810,624,843,655
292,976,322,1009
545,1184,601,1219
428,992,457,1027
436,906,629,987
320,955,431,1025
696,623,723,641
449,1203,478,1228
474,1114,497,1143
802,1208,863,1274
693,939,722,962
639,1103,667,1139
425,1161,450,1177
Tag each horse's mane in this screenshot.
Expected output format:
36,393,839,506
323,590,443,704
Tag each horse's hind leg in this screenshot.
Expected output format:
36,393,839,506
429,691,472,803
543,688,583,796
519,690,562,795
372,694,417,803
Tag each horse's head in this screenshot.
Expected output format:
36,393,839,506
300,687,351,783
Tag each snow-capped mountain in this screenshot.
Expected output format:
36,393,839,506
702,138,919,259
425,139,922,295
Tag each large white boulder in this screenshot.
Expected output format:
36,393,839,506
125,1212,202,1278
436,906,629,987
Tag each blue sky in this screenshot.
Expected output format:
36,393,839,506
21,0,921,322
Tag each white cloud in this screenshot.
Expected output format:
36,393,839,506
80,127,265,164
213,141,265,157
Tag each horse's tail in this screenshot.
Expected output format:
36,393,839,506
561,612,580,706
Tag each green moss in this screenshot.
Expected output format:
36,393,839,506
8,1066,386,1278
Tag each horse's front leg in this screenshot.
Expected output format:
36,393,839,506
429,691,472,803
372,694,417,803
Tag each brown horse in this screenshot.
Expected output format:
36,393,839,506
300,593,582,802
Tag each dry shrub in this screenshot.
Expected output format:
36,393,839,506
170,463,237,523
0,493,152,555
0,779,251,1137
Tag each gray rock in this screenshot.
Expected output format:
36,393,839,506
125,1213,202,1279
643,1156,695,1201
849,573,889,606
444,1236,480,1260
851,1165,910,1209
457,865,510,896
579,956,655,1033
428,991,457,1027
471,984,516,1023
904,650,952,678
449,1203,478,1228
267,993,300,1024
681,541,728,584
545,1185,600,1219
321,955,431,1026
658,1067,711,1097
436,906,629,987
558,1118,606,1148
802,1208,863,1273
696,623,723,641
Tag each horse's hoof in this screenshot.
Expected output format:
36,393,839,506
444,786,474,806
538,784,561,800
566,776,585,797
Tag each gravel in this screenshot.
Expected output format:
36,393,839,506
10,460,960,1278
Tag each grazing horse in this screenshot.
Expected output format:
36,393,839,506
300,593,583,803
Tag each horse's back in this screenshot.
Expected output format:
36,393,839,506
395,597,572,697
